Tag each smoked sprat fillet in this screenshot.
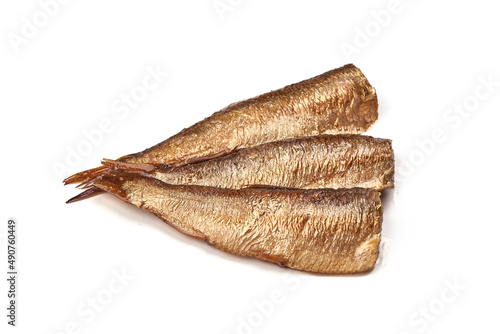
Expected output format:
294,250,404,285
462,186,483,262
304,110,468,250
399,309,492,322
64,63,390,274
66,134,394,203
64,64,377,187
94,172,383,274
104,134,394,191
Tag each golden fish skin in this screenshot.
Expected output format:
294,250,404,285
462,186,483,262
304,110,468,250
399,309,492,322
64,64,377,186
105,134,394,191
93,172,383,274
127,64,377,166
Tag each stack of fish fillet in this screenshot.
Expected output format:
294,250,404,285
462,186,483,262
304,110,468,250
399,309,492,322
64,64,394,274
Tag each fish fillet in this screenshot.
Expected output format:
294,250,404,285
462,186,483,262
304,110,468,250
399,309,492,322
93,172,383,274
104,134,394,191
64,64,377,187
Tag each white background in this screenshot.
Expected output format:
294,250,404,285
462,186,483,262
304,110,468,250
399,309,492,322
1,1,499,333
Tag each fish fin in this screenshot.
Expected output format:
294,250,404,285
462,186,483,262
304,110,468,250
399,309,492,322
63,151,144,186
66,187,105,204
63,166,108,185
64,157,157,191
101,158,158,173
76,179,99,189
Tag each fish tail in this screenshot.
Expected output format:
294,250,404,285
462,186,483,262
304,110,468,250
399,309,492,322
66,187,105,204
64,156,158,203
63,165,109,186
62,151,150,186
92,170,143,204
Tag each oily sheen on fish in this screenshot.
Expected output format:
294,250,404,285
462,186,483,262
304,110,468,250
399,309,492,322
124,64,378,166
67,134,393,203
94,172,383,274
105,134,394,191
64,64,377,187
